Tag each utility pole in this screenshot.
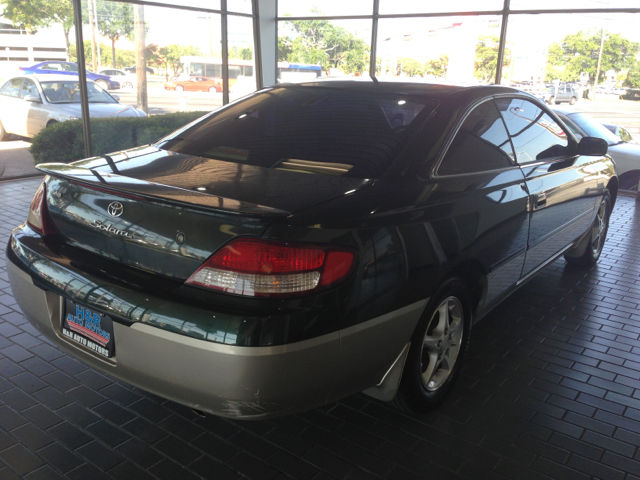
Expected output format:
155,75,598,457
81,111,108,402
134,5,148,113
592,27,605,101
87,0,97,72
93,0,101,69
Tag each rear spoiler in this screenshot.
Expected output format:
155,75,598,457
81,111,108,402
36,163,290,218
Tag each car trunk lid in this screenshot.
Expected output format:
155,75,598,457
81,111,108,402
36,151,371,279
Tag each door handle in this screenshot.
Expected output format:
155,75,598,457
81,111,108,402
534,192,547,210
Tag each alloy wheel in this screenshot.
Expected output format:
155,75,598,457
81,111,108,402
421,296,464,391
591,199,608,256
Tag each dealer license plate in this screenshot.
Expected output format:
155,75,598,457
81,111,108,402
62,299,114,358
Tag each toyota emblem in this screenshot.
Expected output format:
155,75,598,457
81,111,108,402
107,202,124,217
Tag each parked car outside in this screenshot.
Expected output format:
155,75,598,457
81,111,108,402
0,74,146,140
538,85,580,105
124,64,154,74
97,68,135,89
602,123,637,144
7,81,616,419
554,107,640,191
164,76,222,92
18,61,120,90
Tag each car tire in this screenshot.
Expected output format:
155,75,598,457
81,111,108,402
96,79,109,90
122,82,133,89
46,120,58,128
547,96,556,105
175,85,184,92
208,86,217,93
569,96,577,105
565,193,611,266
0,119,10,141
392,278,472,413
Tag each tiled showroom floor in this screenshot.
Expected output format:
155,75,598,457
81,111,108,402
2,177,640,480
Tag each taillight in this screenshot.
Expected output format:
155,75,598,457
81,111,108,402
185,238,356,297
27,181,57,235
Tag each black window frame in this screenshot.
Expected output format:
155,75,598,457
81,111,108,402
434,97,519,178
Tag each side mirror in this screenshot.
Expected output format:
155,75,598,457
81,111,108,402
577,137,608,156
111,94,120,102
23,94,41,103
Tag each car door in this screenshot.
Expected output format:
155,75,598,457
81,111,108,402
0,78,24,134
557,86,568,102
20,78,48,137
432,98,530,311
185,78,200,91
495,96,599,279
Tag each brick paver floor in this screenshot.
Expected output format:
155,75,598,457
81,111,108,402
1,177,640,479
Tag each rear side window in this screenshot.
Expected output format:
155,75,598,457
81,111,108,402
438,100,514,176
495,98,569,163
159,87,437,179
1,78,22,98
41,63,61,71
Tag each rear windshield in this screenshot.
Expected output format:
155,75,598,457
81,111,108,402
158,86,437,178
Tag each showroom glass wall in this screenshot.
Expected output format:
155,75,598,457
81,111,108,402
80,0,257,154
1,0,640,180
0,0,257,179
277,1,640,191
277,1,640,84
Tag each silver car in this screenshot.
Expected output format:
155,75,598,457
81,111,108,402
0,74,146,140
555,107,640,191
540,85,580,105
96,68,135,89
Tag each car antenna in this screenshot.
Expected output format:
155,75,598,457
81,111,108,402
370,74,378,84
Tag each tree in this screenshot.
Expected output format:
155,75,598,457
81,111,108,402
396,58,426,77
278,37,291,62
95,2,134,68
239,47,253,60
426,55,448,78
282,12,370,74
70,40,135,70
1,0,74,58
475,35,509,83
153,44,202,80
547,30,640,83
625,63,640,89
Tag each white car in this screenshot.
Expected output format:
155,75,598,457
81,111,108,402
554,107,640,191
0,74,147,140
96,68,135,89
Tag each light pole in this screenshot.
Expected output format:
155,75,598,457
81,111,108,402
592,27,606,101
5,47,9,62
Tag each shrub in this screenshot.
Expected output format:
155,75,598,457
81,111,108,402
622,89,640,101
30,111,209,164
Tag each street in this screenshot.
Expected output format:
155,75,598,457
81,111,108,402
115,89,225,115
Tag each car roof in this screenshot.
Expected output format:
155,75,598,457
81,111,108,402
552,106,578,116
273,78,521,99
33,61,73,65
19,74,94,83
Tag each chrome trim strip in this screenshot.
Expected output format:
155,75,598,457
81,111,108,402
516,243,574,286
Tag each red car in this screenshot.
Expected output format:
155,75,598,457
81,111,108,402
164,76,221,92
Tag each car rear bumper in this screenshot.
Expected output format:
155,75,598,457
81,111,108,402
6,228,425,419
